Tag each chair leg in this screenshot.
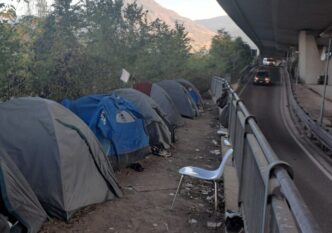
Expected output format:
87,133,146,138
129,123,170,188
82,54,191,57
171,175,184,209
214,181,218,211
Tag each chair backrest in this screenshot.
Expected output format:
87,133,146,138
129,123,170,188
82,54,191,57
216,148,233,179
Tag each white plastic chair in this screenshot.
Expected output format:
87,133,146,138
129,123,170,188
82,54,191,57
217,128,228,137
223,138,232,146
171,149,233,211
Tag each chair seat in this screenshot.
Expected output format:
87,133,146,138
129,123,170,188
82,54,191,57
172,149,233,210
217,128,228,136
179,166,219,180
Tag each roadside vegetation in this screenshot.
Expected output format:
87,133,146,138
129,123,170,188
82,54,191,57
0,0,253,101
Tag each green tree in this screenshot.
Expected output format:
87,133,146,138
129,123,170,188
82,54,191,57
82,0,190,85
184,28,253,91
132,20,190,81
32,0,85,100
209,29,234,75
0,0,251,101
0,3,23,99
209,29,252,82
0,22,20,99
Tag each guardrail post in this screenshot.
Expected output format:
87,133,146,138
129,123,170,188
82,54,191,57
212,76,322,233
237,114,256,206
228,99,242,145
261,161,294,233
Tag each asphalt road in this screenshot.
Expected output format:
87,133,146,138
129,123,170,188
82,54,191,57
240,67,332,233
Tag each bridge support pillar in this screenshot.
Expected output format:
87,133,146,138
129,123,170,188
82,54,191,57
298,30,323,84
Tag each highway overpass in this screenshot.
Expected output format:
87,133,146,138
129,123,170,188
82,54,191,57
217,0,332,97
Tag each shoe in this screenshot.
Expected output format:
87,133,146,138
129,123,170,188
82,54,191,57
151,146,160,155
157,149,172,158
128,163,144,172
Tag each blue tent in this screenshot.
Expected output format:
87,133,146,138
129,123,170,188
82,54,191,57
176,79,203,108
63,94,150,168
188,89,199,105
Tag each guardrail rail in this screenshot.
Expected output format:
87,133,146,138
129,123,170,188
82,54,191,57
210,76,322,233
283,68,332,156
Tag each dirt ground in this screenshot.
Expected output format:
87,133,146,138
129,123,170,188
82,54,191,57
40,100,225,233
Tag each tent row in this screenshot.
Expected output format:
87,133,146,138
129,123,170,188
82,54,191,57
63,79,203,168
0,98,123,232
0,79,202,232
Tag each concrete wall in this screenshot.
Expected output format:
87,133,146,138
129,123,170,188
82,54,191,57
298,31,324,84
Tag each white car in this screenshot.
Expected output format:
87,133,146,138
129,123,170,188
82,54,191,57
263,58,276,66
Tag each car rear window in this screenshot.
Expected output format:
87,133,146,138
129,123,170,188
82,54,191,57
257,71,268,77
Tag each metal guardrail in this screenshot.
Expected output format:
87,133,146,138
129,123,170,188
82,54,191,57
283,68,332,155
210,76,228,100
210,77,322,233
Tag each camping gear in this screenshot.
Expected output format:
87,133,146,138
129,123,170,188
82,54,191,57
0,147,47,233
63,94,150,169
158,80,199,118
0,97,122,220
176,79,204,108
112,88,172,149
134,81,184,128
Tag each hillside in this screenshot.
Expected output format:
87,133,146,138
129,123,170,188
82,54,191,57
124,0,216,50
196,16,257,49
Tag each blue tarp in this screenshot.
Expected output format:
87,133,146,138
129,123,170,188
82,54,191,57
188,89,199,105
176,79,203,108
63,94,149,157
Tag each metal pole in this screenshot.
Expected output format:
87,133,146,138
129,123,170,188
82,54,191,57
295,50,300,85
319,38,332,125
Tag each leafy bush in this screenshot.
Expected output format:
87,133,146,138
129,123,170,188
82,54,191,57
0,0,253,100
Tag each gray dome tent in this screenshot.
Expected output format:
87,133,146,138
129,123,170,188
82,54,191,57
0,147,47,233
0,215,9,233
158,80,199,118
0,97,122,220
151,84,184,127
112,88,172,149
133,82,184,128
176,79,204,109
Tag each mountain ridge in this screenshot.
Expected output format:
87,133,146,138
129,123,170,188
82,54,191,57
124,0,216,50
195,16,257,49
124,1,256,50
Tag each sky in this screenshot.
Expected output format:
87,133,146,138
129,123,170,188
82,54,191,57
155,0,226,20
